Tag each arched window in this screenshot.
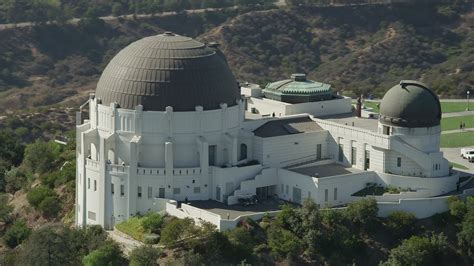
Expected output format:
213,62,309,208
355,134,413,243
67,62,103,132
240,143,248,161
108,149,116,164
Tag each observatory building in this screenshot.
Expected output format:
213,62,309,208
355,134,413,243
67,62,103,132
76,33,457,229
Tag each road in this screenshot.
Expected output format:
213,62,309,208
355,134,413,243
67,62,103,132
0,7,235,31
441,146,474,174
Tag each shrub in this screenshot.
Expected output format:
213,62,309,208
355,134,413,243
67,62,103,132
27,186,55,208
141,213,164,234
160,218,196,246
386,211,416,237
345,198,378,229
38,196,61,217
3,220,31,248
129,245,161,266
458,197,474,256
82,242,125,266
22,140,60,174
382,233,451,266
267,225,303,259
448,196,467,220
0,194,13,223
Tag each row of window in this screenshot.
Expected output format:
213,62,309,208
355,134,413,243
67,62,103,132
339,143,371,170
87,178,97,191
109,185,202,198
324,188,338,202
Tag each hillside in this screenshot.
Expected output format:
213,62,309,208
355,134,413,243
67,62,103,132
0,3,473,114
200,4,474,97
0,9,239,114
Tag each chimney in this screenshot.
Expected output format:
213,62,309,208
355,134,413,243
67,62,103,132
356,96,362,118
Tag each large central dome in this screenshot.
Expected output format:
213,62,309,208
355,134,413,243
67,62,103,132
95,32,240,111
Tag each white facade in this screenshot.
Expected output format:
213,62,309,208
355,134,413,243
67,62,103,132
241,83,353,117
76,87,458,230
76,91,458,230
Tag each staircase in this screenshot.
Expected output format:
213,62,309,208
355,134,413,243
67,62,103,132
389,136,432,171
227,168,278,205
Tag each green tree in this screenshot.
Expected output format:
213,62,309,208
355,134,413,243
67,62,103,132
23,140,60,174
141,212,165,234
129,245,161,266
83,242,125,266
4,167,27,193
0,132,24,166
160,218,196,246
267,225,303,259
0,194,13,223
38,195,61,217
458,197,474,256
448,196,467,220
345,198,378,229
2,220,31,248
382,233,451,266
385,211,416,237
26,186,55,207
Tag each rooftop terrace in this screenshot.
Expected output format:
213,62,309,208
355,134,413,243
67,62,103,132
320,113,379,132
286,162,364,178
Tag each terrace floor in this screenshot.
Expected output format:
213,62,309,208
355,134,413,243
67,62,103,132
286,162,364,178
186,199,285,220
320,113,379,132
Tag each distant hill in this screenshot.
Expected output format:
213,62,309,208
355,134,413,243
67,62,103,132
0,3,473,114
200,4,474,98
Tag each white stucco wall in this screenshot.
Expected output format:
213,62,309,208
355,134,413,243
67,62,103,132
246,96,352,117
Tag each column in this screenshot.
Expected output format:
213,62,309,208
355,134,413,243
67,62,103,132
165,141,174,198
98,137,106,227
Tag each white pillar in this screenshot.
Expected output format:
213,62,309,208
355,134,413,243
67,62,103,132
165,141,174,197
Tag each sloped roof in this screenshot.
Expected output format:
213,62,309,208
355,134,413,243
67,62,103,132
253,116,323,138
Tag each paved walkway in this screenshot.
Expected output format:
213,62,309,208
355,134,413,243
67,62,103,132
107,229,143,256
442,110,474,118
441,128,474,135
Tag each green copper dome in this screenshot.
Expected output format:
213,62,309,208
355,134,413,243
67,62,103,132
379,80,441,128
263,74,333,103
95,32,240,111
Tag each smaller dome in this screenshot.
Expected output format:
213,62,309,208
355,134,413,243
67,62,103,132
263,74,333,104
379,80,441,128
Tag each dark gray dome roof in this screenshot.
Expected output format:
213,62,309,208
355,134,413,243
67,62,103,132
379,80,441,128
95,32,240,111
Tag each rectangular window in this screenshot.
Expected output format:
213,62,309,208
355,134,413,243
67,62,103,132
316,144,322,160
325,189,328,202
137,186,142,198
351,147,357,165
194,187,201,193
173,188,181,195
120,184,124,196
397,157,402,167
383,126,390,135
281,184,284,193
88,178,90,189
334,188,338,201
365,150,371,170
88,211,96,221
94,180,97,191
338,144,344,162
111,184,114,195
308,191,311,199
148,187,152,199
286,185,289,194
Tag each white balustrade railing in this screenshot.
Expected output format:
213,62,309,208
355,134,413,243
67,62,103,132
86,158,99,169
136,167,201,176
